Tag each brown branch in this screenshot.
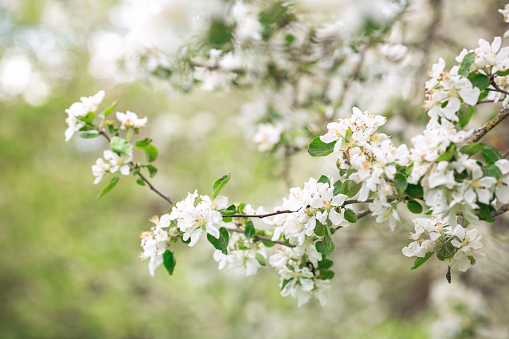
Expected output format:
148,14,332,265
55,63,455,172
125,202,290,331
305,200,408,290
98,129,174,205
357,208,372,219
227,209,298,219
490,203,509,219
227,228,294,247
467,106,509,144
487,81,509,96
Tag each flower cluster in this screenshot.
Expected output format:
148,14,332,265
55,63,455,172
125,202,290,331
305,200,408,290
64,90,105,141
168,191,228,247
91,150,132,184
402,217,484,272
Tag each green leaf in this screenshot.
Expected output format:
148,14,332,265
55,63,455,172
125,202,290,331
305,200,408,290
393,173,407,193
482,165,502,178
333,180,342,196
460,143,484,156
317,175,331,186
100,100,117,118
136,178,146,186
344,209,358,223
318,259,333,270
467,73,490,91
207,227,230,255
110,136,133,156
405,163,414,176
340,180,362,197
163,250,176,275
315,221,326,237
315,229,335,255
436,143,456,162
79,131,100,139
482,145,501,165
262,240,276,248
458,52,475,77
144,144,158,162
308,136,336,157
208,19,232,47
319,270,335,280
498,69,509,76
255,253,267,266
135,138,152,149
244,220,255,239
410,252,434,270
406,183,423,199
407,200,423,214
458,106,475,127
212,174,231,199
144,164,157,178
98,176,119,198
476,203,494,220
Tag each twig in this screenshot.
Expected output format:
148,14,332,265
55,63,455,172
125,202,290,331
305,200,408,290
357,208,371,219
227,209,297,219
227,228,294,247
466,106,509,144
490,203,509,219
98,129,173,205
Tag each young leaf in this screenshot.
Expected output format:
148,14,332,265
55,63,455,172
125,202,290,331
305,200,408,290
458,106,475,127
212,174,231,199
255,253,267,266
207,227,230,255
340,180,362,197
315,221,326,237
79,131,100,139
333,180,342,196
406,183,423,199
144,164,157,178
481,145,501,165
393,173,407,193
317,175,331,186
135,138,152,149
163,250,176,275
482,165,502,178
136,178,146,186
407,200,423,214
110,136,133,156
467,73,490,90
458,52,475,77
436,143,456,162
315,229,335,255
308,137,336,157
244,220,255,239
98,176,119,198
344,209,358,223
100,100,118,118
144,144,158,162
410,252,434,270
318,259,333,270
459,143,484,156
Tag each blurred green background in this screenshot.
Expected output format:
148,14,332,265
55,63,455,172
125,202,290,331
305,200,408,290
1,1,509,338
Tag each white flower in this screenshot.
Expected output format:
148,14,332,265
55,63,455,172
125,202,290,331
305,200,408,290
253,123,282,151
103,150,131,176
116,111,148,129
91,157,110,184
64,90,105,141
139,225,169,277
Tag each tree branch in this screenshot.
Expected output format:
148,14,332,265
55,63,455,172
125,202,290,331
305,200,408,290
467,106,509,144
227,228,294,247
227,209,298,219
490,203,509,218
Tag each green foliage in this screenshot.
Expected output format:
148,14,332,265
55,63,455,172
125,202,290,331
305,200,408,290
460,143,484,155
344,208,358,223
481,145,501,165
110,136,133,156
406,183,423,199
207,227,230,255
458,106,475,127
315,221,326,237
100,100,117,118
318,175,331,186
163,250,176,275
458,52,475,77
316,227,335,255
393,173,407,194
333,180,342,196
212,173,231,199
255,253,267,266
98,177,119,198
244,220,255,239
208,19,232,47
482,164,502,178
436,143,456,162
79,131,100,139
410,252,433,270
340,180,362,197
407,200,423,214
467,73,490,90
308,136,336,157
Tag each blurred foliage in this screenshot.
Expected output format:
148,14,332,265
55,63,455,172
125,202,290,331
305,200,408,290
1,0,509,338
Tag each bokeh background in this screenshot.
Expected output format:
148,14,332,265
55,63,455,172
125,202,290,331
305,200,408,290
1,0,509,338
